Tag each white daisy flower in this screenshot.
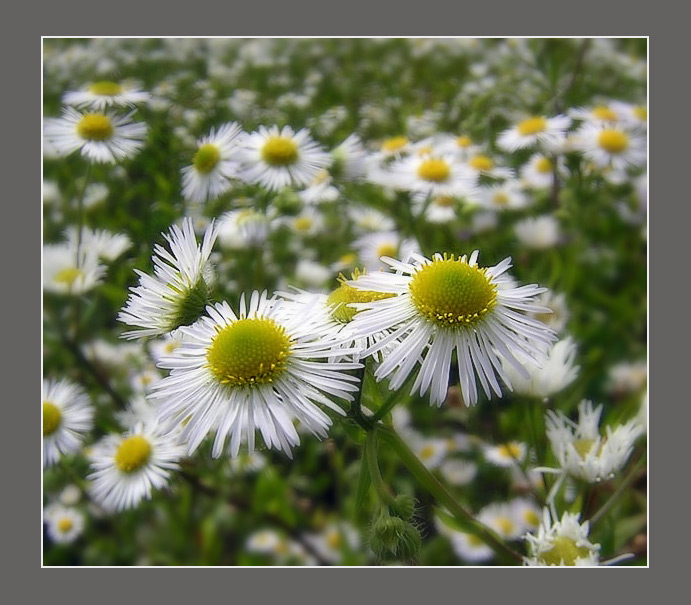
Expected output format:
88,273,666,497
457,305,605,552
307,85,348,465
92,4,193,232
294,259,333,289
515,215,561,249
352,231,420,272
372,135,412,162
115,396,158,430
332,134,368,180
528,290,570,333
216,209,270,251
58,484,82,506
386,154,476,199
347,252,556,407
62,80,150,110
44,505,85,544
181,122,243,203
497,114,571,152
478,502,524,540
65,227,131,262
610,101,647,130
348,207,395,233
44,107,148,163
229,450,268,474
606,360,647,395
520,154,567,189
128,364,162,395
510,498,542,533
542,400,645,487
43,379,94,468
87,422,185,512
297,169,340,205
117,218,217,339
483,441,527,467
464,153,514,182
573,123,646,172
439,458,477,486
410,192,459,223
436,133,481,161
285,207,326,237
304,522,361,564
150,292,362,458
239,125,331,191
411,434,448,469
524,509,600,566
477,181,531,212
501,337,580,398
568,104,623,126
246,529,284,555
43,243,105,295
435,516,493,563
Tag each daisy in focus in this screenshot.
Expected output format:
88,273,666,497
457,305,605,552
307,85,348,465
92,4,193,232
524,509,601,566
44,505,86,544
44,107,148,163
62,80,150,110
88,422,186,512
43,378,94,467
181,122,244,203
348,252,557,406
151,291,362,458
118,218,217,339
497,114,571,152
239,125,331,191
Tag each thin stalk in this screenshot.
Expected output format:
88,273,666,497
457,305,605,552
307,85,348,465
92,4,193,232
365,430,394,505
377,425,523,564
590,456,645,528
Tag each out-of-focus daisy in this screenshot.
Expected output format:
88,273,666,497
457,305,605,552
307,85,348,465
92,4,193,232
151,292,362,458
348,252,556,407
501,337,579,398
62,80,150,110
439,458,478,486
412,193,459,223
352,231,419,272
348,207,395,233
43,378,94,468
528,290,569,333
229,450,268,474
524,509,600,566
435,516,493,563
246,529,285,556
294,259,332,289
115,396,158,430
511,498,542,533
388,154,476,199
497,114,571,152
118,218,217,339
298,169,340,205
541,400,645,491
240,125,331,191
128,364,162,394
58,484,82,506
285,207,326,238
477,181,530,212
573,123,646,172
331,134,368,180
606,360,647,395
520,154,566,189
464,153,514,181
148,333,184,364
515,215,561,249
478,502,524,540
44,107,148,163
304,523,361,564
65,227,131,262
610,101,647,130
44,505,85,544
568,104,623,126
483,441,527,467
216,209,269,250
43,243,105,295
437,133,480,160
181,122,243,203
411,435,448,469
88,422,185,512
373,135,412,161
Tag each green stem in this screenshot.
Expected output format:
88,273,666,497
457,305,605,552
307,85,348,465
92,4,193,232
376,425,523,564
365,430,394,504
75,164,92,263
369,370,417,423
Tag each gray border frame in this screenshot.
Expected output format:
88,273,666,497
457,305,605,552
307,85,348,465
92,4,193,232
18,0,686,601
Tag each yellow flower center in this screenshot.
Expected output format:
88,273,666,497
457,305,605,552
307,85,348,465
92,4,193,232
43,402,62,436
293,217,314,232
419,445,436,460
591,106,619,122
597,129,630,154
469,155,494,171
417,158,450,183
536,157,553,173
434,196,455,208
88,81,123,96
492,192,510,206
58,518,74,533
193,143,221,174
76,113,114,141
409,256,497,328
517,116,547,136
376,243,399,259
338,253,357,266
381,136,408,153
261,136,299,166
206,318,292,386
456,135,472,148
540,537,591,566
524,510,541,527
497,443,523,459
467,534,484,547
115,435,152,473
496,517,515,536
54,267,84,287
327,281,395,323
633,106,647,122
326,531,342,550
